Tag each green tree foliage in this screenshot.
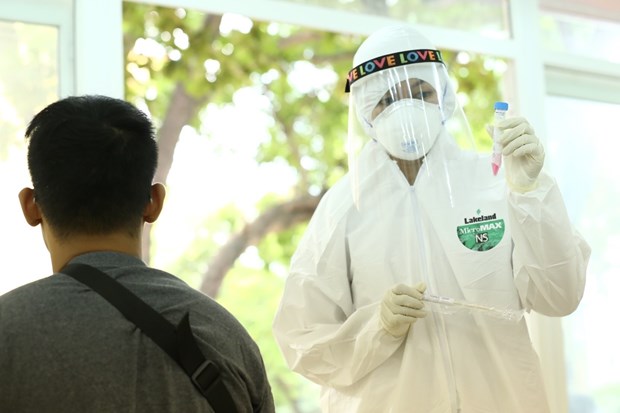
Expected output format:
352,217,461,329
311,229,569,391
123,4,505,410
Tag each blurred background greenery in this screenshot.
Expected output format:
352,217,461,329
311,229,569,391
122,4,504,411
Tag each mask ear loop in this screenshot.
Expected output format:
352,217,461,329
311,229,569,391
362,114,379,145
438,81,452,126
364,115,374,131
439,106,449,127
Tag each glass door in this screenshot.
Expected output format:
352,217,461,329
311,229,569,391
545,95,620,413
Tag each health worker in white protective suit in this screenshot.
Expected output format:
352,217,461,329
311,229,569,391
272,24,590,413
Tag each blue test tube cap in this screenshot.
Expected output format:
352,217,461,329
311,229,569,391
494,101,509,111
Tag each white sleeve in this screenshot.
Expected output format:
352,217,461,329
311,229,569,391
509,171,591,316
272,194,404,388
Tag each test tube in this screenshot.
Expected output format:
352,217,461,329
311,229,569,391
422,293,524,322
491,101,509,176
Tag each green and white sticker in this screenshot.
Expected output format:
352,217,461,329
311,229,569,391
457,210,505,252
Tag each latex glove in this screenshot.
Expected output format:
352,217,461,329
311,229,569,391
496,117,545,193
380,282,427,337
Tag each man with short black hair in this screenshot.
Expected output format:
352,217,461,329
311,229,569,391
0,95,275,413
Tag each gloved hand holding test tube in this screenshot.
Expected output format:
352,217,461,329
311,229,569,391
422,293,524,322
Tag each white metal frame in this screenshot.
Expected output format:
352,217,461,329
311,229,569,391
125,0,620,109
119,4,617,413
74,0,124,98
1,0,617,411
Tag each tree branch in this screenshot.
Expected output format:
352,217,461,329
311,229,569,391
200,191,326,297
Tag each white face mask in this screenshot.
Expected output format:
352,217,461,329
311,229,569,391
372,99,443,160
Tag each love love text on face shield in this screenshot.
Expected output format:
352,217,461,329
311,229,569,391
344,49,445,92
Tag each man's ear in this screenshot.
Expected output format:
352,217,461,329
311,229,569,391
143,183,166,224
18,188,42,227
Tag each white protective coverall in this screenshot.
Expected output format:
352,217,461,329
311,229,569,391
273,24,590,413
273,136,589,413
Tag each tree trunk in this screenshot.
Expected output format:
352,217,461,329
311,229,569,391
141,14,222,263
141,83,206,263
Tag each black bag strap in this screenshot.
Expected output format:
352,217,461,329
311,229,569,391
61,263,237,412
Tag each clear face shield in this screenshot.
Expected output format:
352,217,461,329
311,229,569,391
345,49,477,207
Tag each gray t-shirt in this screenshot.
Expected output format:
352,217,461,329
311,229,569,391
0,252,275,413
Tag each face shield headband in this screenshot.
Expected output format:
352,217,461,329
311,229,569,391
345,49,445,93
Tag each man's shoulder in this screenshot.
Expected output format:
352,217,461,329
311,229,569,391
0,275,56,306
